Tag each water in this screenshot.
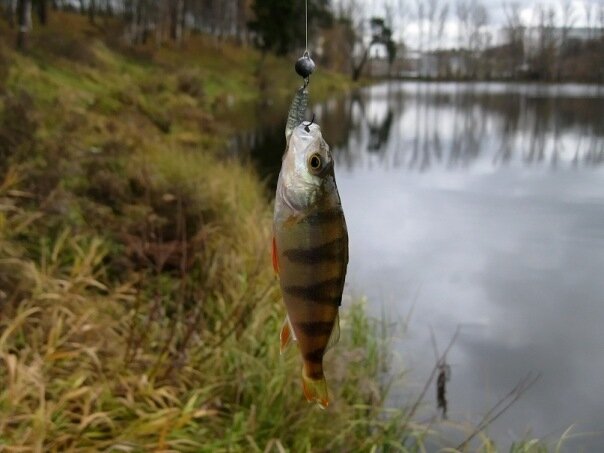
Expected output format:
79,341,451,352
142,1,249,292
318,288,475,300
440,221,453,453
230,81,604,450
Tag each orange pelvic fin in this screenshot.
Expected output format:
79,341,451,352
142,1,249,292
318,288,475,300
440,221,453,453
302,367,329,409
325,312,340,352
280,316,294,353
271,236,279,274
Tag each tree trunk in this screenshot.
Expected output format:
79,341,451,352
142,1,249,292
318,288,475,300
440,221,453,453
135,0,143,44
141,4,149,44
17,0,31,50
88,0,96,23
180,0,188,42
6,0,17,28
235,0,246,44
37,0,48,25
170,0,180,41
352,46,371,81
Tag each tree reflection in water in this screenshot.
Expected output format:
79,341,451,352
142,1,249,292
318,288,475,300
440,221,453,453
229,82,604,188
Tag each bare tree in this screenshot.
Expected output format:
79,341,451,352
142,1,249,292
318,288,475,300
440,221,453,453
599,0,604,38
414,0,426,76
336,0,373,80
88,0,96,23
426,0,439,52
415,0,425,53
436,3,449,77
532,4,557,80
583,0,594,39
169,0,182,41
598,0,604,27
235,0,251,45
458,0,488,78
502,2,525,79
392,0,409,71
16,0,32,50
396,0,410,42
382,0,396,76
36,0,48,25
557,0,576,79
4,0,17,27
559,0,576,44
456,0,471,76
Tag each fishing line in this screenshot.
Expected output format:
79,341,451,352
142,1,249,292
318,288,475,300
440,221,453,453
305,0,308,52
295,0,315,83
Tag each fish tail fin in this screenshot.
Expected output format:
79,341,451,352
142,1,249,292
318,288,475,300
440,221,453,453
302,366,329,409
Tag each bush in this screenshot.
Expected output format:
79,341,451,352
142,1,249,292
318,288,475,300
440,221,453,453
0,91,38,171
177,69,205,99
0,45,10,93
32,31,100,67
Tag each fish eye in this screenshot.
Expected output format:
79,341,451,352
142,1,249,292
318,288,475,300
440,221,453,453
308,153,322,173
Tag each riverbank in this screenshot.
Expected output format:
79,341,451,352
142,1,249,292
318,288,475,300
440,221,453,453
0,12,419,451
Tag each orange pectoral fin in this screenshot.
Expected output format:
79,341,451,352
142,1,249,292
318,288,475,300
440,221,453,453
271,236,279,274
280,318,292,353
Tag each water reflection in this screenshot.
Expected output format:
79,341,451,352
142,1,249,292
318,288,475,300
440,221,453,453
313,83,604,173
228,82,604,450
231,82,604,184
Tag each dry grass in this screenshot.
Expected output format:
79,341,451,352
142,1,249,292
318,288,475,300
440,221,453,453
0,165,422,451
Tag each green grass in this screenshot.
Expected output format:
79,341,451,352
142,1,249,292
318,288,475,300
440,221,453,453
0,12,561,452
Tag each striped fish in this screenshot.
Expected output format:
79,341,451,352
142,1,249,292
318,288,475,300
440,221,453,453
272,88,348,408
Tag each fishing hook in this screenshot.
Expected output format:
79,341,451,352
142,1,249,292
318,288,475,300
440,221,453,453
304,113,316,132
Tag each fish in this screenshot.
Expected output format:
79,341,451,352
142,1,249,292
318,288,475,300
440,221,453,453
272,86,348,408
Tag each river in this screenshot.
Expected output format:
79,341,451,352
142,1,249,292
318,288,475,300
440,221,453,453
230,81,604,451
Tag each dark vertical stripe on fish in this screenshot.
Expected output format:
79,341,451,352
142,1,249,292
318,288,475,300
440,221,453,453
302,208,343,226
303,347,325,364
283,277,343,306
295,321,334,337
283,237,345,264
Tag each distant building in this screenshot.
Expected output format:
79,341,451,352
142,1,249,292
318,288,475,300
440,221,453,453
523,26,604,54
369,48,467,79
365,27,604,80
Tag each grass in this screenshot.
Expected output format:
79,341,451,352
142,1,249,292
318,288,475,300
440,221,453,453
0,11,423,452
0,181,419,450
0,12,561,452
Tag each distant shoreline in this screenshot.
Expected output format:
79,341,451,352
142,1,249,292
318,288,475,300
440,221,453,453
367,76,604,86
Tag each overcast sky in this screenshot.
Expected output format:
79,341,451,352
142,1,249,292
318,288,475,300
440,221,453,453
342,0,604,49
